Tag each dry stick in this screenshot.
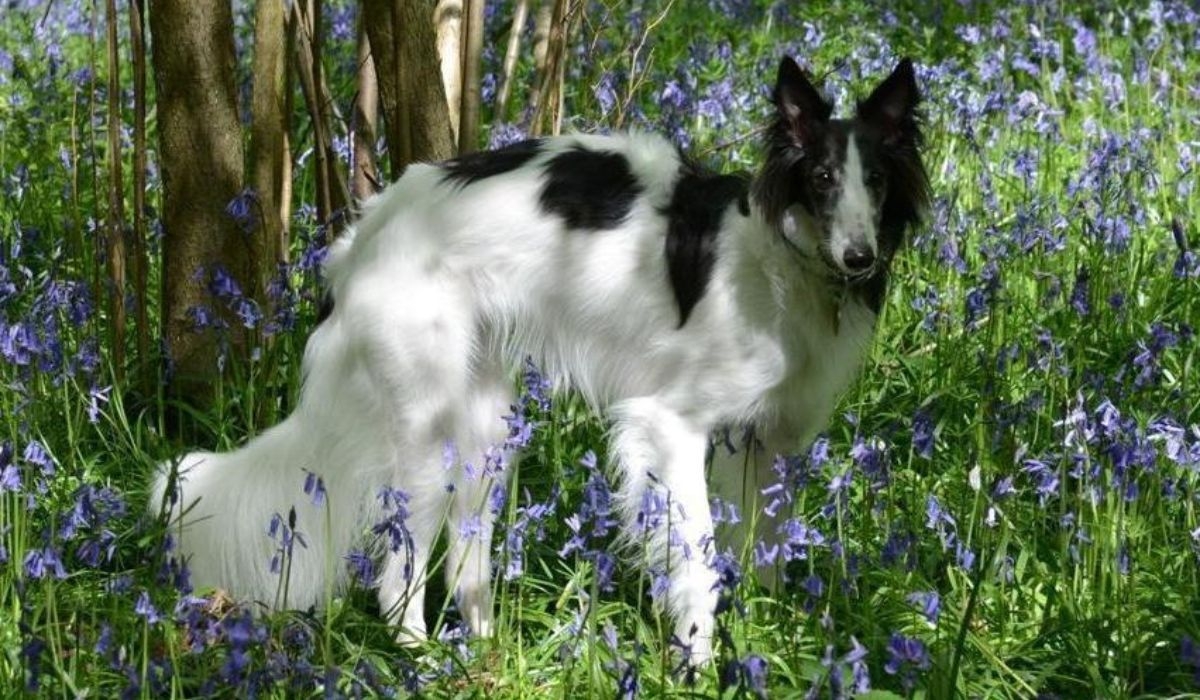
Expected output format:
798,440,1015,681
351,18,381,202
613,0,675,130
458,0,484,153
697,124,770,157
129,0,151,384
495,0,532,122
105,0,126,382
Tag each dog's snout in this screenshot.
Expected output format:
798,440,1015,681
842,246,875,272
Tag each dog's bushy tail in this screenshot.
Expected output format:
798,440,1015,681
151,319,395,609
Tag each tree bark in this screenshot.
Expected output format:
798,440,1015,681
293,0,348,226
129,0,151,385
363,0,455,177
105,0,126,381
495,0,532,121
530,0,572,137
250,0,290,279
457,0,483,152
150,0,250,401
352,18,381,201
435,0,462,145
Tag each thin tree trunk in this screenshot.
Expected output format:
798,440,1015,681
352,19,381,201
129,0,150,383
150,0,250,401
530,0,572,137
435,0,462,145
87,3,103,337
364,0,455,177
526,1,551,119
294,0,343,225
251,0,290,282
495,0,532,121
105,0,126,381
280,16,295,251
457,0,483,152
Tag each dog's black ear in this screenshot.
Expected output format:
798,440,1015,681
773,56,831,147
857,57,920,144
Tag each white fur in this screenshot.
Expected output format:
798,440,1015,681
830,137,877,269
153,132,880,663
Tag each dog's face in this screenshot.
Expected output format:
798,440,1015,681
755,57,926,284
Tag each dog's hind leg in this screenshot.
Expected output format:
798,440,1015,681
344,273,474,644
443,359,514,638
609,398,718,665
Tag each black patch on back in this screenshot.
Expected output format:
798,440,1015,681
663,165,750,326
539,146,643,229
440,139,544,187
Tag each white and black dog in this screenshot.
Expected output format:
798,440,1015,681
154,56,929,663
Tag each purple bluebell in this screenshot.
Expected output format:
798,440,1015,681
907,590,941,624
302,470,326,507
134,590,164,625
226,187,259,234
884,633,931,689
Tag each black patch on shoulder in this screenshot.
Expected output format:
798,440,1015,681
440,139,544,187
539,146,643,229
315,291,334,325
663,165,751,326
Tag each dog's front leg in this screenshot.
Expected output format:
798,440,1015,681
610,398,717,664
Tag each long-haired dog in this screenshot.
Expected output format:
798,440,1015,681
154,57,929,663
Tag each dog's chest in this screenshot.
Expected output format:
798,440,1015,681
768,296,876,438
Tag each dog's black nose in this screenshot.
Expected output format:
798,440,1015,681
842,247,875,272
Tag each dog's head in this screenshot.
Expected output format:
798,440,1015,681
754,57,930,285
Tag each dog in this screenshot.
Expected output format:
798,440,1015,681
153,56,929,664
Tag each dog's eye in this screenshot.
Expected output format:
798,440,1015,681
812,168,836,189
865,169,885,187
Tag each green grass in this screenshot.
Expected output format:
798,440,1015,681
2,0,1199,697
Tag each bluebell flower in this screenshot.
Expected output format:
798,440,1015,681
594,71,618,116
1182,635,1200,685
911,409,935,459
907,590,941,624
0,443,20,493
22,440,53,476
845,636,870,693
302,470,326,507
20,635,45,692
135,590,164,625
225,187,259,234
884,633,931,689
23,546,67,580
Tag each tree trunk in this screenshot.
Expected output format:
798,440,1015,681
435,0,462,145
250,0,290,280
352,18,381,201
293,0,348,226
457,0,483,152
495,0,532,121
105,0,126,382
530,0,572,137
149,0,250,401
129,0,151,386
363,0,455,177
